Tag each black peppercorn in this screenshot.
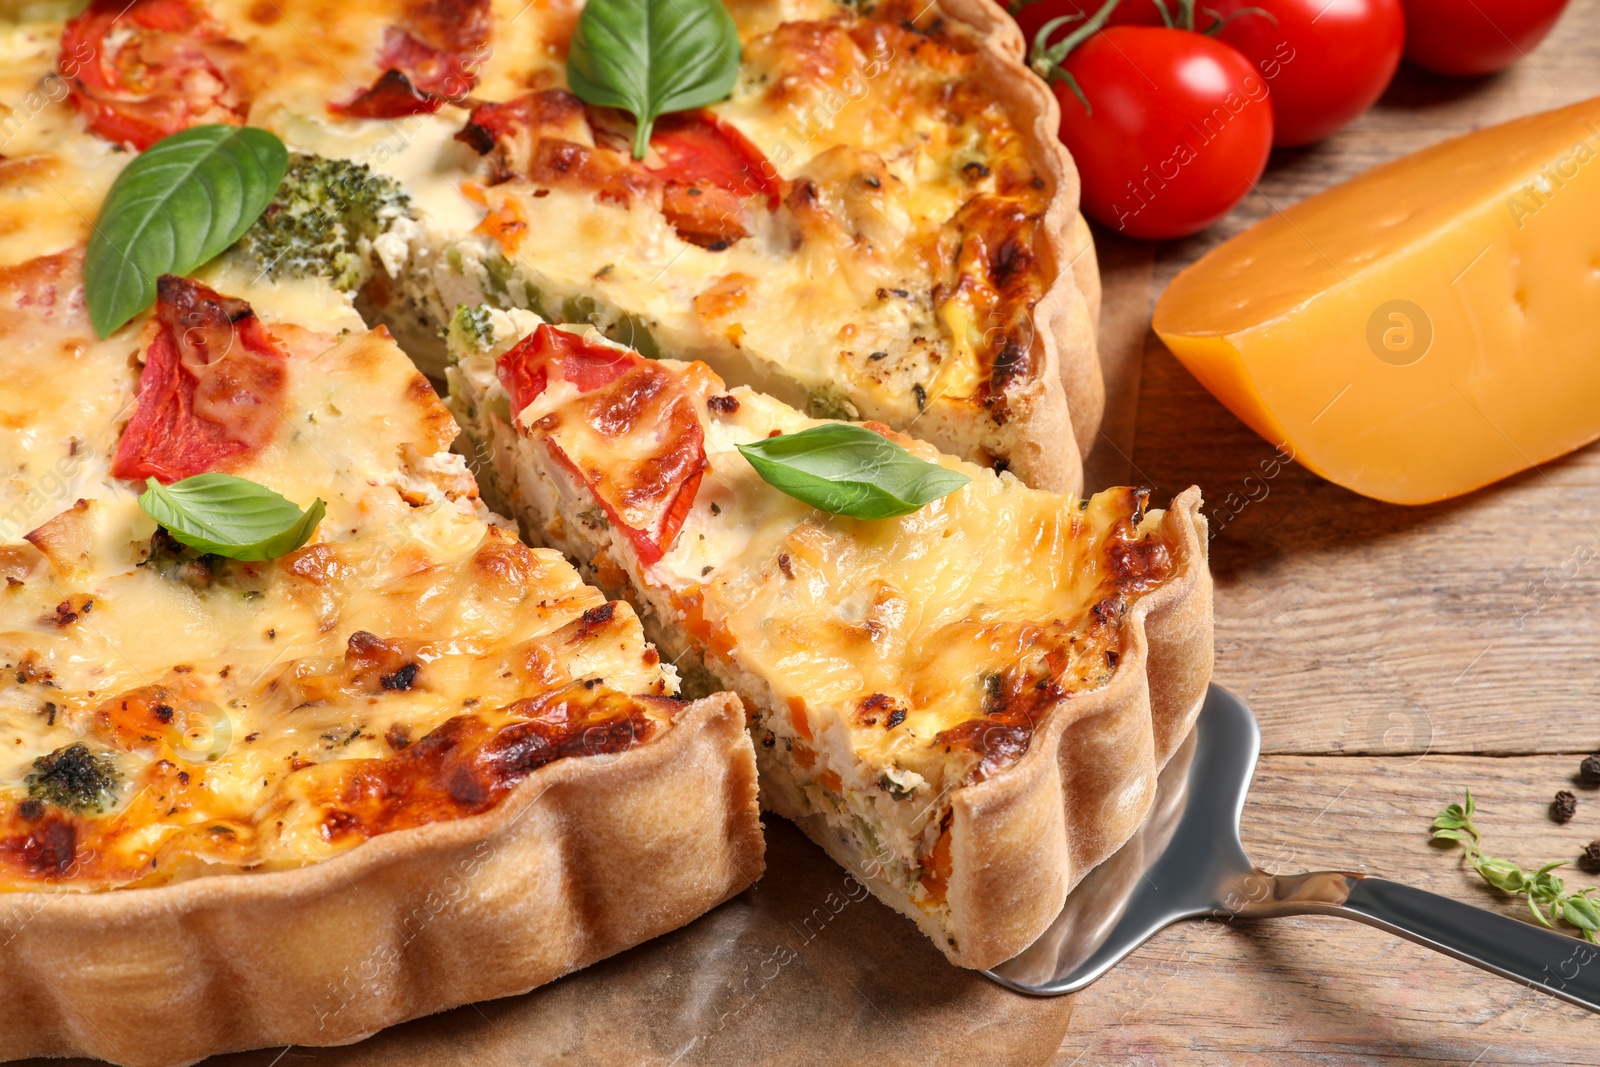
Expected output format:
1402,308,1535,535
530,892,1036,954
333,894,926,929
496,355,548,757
1581,754,1600,784
1552,790,1578,823
1582,841,1600,873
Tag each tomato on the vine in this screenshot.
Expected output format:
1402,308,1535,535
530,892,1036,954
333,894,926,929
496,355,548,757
1399,0,1570,77
1034,17,1273,239
1202,0,1403,147
1010,0,1165,50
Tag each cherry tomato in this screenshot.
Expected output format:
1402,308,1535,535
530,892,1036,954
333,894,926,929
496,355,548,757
111,276,288,484
1050,27,1273,239
1010,0,1165,52
496,326,705,564
59,0,245,150
1400,0,1570,77
1203,0,1403,147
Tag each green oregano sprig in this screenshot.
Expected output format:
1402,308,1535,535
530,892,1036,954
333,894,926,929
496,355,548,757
1431,788,1600,943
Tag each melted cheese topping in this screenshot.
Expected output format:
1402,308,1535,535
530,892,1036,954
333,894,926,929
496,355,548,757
446,2,1048,437
0,156,677,889
0,0,1053,891
169,0,1053,461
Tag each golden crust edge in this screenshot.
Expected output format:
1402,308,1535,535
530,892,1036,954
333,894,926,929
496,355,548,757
943,0,1106,473
944,486,1212,968
780,488,1211,969
0,693,763,1067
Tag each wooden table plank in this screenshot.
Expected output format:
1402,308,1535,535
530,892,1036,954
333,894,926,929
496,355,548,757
1058,5,1600,1061
1083,3,1600,758
1056,753,1600,1064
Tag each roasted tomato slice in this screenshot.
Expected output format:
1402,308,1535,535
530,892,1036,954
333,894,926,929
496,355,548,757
648,111,783,208
456,97,782,248
334,67,441,119
648,111,783,248
496,326,705,565
59,0,245,150
333,0,491,119
110,275,288,484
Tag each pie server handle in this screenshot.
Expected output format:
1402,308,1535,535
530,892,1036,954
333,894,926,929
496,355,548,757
1231,870,1600,1014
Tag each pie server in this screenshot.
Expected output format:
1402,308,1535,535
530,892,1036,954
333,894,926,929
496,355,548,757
984,685,1600,1013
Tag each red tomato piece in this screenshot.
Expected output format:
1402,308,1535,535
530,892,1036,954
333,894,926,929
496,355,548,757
332,2,490,118
1400,0,1569,77
59,0,245,150
1204,0,1403,147
648,111,783,249
496,326,705,565
648,111,784,209
334,68,443,119
110,275,288,484
497,324,634,412
1050,26,1274,239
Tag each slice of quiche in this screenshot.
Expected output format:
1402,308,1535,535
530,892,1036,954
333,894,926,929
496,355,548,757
447,312,1213,969
0,247,760,1061
54,0,1102,492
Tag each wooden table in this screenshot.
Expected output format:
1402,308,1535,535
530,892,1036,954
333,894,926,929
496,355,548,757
1055,5,1600,1062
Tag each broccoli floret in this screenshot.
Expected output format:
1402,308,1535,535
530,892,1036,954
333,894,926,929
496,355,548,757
25,742,119,814
446,303,497,357
231,153,412,291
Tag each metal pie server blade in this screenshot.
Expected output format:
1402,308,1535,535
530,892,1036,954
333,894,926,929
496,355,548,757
984,685,1600,1013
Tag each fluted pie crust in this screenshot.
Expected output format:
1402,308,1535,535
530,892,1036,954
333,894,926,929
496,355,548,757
0,694,761,1067
933,0,1107,490
785,491,1211,967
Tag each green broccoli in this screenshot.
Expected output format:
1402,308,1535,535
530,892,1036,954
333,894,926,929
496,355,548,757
446,303,497,358
231,153,412,291
25,742,120,814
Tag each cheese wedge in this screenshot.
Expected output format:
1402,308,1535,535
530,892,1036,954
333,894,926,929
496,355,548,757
1153,97,1600,505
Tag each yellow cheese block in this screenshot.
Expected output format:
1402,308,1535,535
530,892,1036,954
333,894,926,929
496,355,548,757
1153,97,1600,505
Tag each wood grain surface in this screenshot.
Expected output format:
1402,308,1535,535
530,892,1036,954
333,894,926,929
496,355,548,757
1059,3,1600,1061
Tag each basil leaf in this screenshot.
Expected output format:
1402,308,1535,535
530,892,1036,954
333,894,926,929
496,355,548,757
138,474,325,561
87,125,289,338
737,424,971,520
566,0,741,158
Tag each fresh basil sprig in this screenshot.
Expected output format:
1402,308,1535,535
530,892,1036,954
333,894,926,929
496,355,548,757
138,474,325,561
1432,789,1600,942
566,0,742,159
87,125,288,338
737,424,971,521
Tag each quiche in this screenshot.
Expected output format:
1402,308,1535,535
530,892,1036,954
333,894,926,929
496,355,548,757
45,0,1104,492
446,311,1213,969
0,64,761,1067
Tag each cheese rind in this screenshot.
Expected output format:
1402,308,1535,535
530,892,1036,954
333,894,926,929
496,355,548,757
1154,97,1600,505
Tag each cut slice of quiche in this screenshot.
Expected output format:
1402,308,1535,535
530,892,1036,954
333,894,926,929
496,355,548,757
447,312,1213,969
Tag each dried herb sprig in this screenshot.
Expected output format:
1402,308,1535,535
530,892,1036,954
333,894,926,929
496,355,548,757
1431,788,1600,943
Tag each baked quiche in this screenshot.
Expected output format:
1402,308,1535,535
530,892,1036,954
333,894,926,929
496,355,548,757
0,47,761,1067
447,311,1213,969
40,0,1104,492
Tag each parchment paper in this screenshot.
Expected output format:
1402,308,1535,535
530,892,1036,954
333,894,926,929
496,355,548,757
21,820,1072,1067
19,712,1214,1067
